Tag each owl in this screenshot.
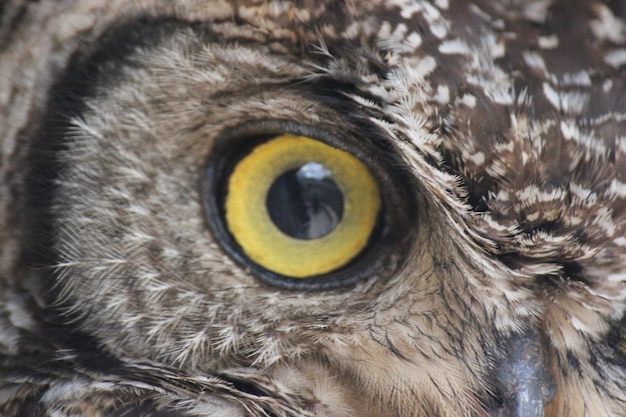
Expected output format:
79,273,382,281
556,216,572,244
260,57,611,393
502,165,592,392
0,0,625,416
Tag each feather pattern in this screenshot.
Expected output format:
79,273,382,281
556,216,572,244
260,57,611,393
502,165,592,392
0,0,625,416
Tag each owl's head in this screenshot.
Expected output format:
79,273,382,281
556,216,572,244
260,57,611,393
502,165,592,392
2,1,625,416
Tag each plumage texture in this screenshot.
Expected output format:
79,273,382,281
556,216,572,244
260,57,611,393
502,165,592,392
0,0,625,416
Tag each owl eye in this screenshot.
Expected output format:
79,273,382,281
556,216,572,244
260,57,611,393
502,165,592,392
224,134,381,278
202,125,410,290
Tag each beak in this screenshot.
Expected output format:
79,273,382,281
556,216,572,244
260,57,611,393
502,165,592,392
494,324,556,417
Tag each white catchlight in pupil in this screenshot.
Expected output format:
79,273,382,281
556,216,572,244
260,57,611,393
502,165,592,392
298,162,331,180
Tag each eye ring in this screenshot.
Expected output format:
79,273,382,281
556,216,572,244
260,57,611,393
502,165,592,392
202,122,413,290
224,134,381,278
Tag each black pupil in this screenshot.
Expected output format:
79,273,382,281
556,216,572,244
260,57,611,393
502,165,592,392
266,162,344,240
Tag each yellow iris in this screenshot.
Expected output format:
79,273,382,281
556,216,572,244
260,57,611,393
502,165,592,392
225,134,381,278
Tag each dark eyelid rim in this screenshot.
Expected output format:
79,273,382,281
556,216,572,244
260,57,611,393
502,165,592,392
201,119,416,291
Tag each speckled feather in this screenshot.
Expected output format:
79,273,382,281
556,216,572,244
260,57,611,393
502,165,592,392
0,0,625,416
